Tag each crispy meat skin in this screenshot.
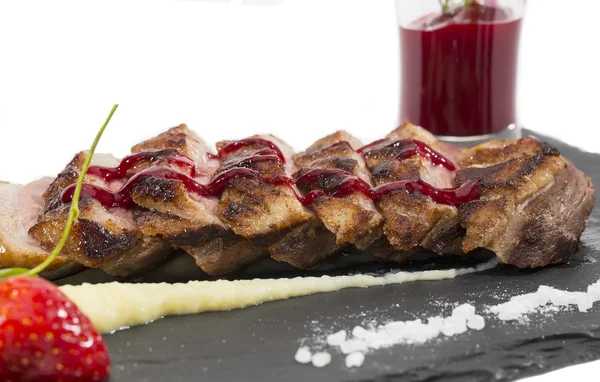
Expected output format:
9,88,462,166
362,123,460,256
30,197,172,277
30,151,172,277
456,140,566,253
292,131,382,248
216,135,312,244
457,137,559,167
270,131,383,268
129,126,269,276
23,123,595,276
489,161,595,267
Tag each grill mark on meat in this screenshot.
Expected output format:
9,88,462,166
78,219,137,259
362,123,462,257
456,141,567,253
215,135,312,244
488,161,595,267
269,131,384,269
127,125,268,276
22,123,595,277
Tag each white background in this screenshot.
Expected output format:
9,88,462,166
0,0,598,380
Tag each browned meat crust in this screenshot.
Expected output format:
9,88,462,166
269,132,383,268
182,234,267,276
456,139,566,253
266,220,342,269
30,148,173,277
128,126,268,276
215,135,312,244
488,161,595,267
20,123,595,277
362,123,460,257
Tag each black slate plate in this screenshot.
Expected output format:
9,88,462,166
57,131,600,382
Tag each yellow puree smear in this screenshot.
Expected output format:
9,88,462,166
59,260,496,334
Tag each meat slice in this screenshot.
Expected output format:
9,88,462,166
454,136,593,267
127,125,266,276
361,123,463,257
0,179,82,279
489,161,595,267
215,135,312,244
269,131,383,268
129,124,228,244
29,152,172,277
456,138,566,253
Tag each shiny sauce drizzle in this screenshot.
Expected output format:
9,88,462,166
61,137,480,209
358,138,456,171
295,169,373,206
296,139,478,206
61,140,292,208
87,148,199,181
207,138,286,163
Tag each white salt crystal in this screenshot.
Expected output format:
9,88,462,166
340,338,369,354
345,352,365,368
352,326,371,339
298,278,600,370
490,282,600,321
452,303,476,319
294,346,312,364
467,314,485,330
441,315,468,336
326,330,347,346
383,321,406,338
311,352,332,368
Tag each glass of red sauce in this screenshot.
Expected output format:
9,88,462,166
396,0,526,143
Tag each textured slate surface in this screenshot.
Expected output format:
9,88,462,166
58,131,600,382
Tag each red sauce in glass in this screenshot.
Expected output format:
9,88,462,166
87,149,198,181
400,3,522,136
208,138,286,163
359,138,456,171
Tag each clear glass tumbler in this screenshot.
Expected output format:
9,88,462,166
396,0,526,143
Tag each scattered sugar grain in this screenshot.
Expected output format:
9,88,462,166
345,352,365,368
311,352,332,368
294,346,312,364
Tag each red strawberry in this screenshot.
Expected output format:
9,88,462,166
0,276,110,382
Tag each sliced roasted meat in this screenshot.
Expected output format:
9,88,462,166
19,123,595,278
29,152,172,277
489,160,595,267
293,131,383,248
269,131,383,268
0,179,82,279
215,135,312,245
128,125,228,244
361,123,464,257
454,136,593,268
456,138,566,253
127,125,267,276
